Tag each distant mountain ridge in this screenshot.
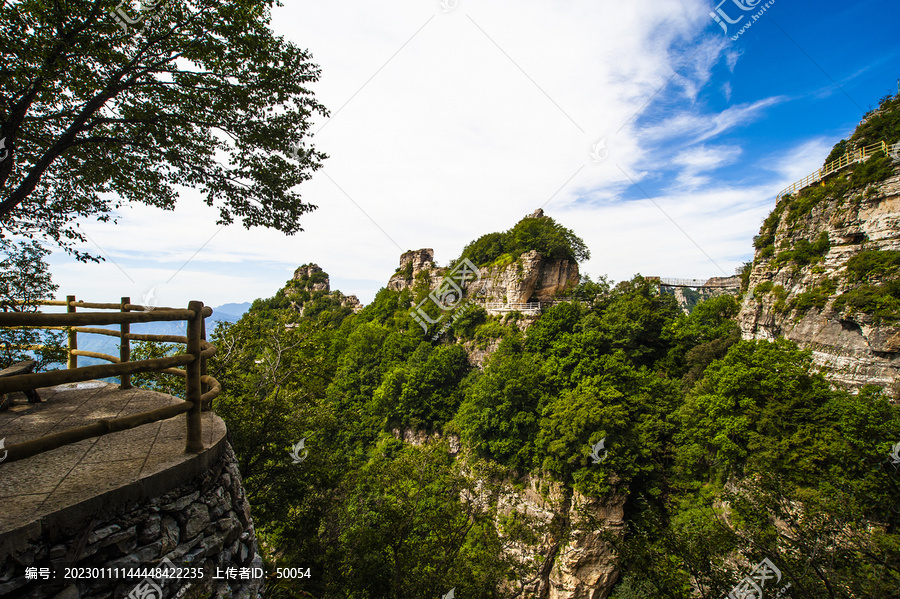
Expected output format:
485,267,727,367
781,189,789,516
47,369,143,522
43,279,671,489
75,302,250,367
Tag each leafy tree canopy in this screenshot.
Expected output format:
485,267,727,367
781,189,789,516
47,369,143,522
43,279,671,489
0,0,327,259
457,213,590,266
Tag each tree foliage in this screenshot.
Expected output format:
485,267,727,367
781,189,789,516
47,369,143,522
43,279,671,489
0,0,327,259
457,214,590,266
0,239,65,369
200,261,900,597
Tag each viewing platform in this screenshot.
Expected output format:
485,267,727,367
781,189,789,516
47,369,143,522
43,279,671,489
0,297,263,599
0,382,226,541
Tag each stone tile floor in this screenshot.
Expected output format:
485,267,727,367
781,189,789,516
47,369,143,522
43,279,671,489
0,382,224,536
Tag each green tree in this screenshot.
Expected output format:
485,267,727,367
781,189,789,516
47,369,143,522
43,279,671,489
665,340,900,597
129,340,183,397
320,443,515,599
456,214,590,266
0,239,65,369
0,0,327,258
456,351,544,471
373,343,470,429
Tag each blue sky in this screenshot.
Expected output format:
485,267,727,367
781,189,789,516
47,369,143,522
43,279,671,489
47,0,900,310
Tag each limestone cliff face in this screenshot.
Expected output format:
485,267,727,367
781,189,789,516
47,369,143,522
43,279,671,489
737,166,900,392
475,250,580,303
387,249,443,292
390,425,624,598
387,248,579,304
495,475,624,599
291,263,362,313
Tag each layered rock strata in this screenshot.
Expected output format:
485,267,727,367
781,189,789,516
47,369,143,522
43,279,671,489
738,167,900,392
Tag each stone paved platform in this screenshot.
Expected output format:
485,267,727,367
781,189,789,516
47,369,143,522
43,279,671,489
0,382,226,546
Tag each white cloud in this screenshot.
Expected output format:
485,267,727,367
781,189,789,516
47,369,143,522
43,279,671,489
47,0,796,308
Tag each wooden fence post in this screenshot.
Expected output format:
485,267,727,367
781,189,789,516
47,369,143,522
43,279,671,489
120,297,131,389
67,295,77,369
200,315,209,410
185,300,203,453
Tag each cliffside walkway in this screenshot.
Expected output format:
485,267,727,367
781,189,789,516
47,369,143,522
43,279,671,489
776,140,897,202
481,301,571,315
649,277,742,289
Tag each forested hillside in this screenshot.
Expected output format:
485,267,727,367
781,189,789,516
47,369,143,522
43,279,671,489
163,214,900,598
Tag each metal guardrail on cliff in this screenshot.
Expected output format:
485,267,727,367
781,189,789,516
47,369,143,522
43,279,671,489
0,296,220,463
481,301,567,314
648,277,741,289
775,140,893,203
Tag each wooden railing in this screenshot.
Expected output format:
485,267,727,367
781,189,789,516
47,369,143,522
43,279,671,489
776,140,891,203
0,296,220,464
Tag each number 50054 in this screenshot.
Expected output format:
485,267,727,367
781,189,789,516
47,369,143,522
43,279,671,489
275,568,311,578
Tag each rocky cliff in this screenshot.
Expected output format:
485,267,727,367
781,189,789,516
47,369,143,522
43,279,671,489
388,249,578,305
388,211,580,305
392,427,624,599
495,477,624,599
290,263,362,313
738,141,900,393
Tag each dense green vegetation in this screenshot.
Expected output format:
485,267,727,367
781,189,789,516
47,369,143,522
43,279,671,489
457,214,590,266
773,232,830,267
198,258,900,598
830,250,900,323
751,202,784,259
787,278,837,316
833,280,900,323
0,239,66,370
845,250,900,282
826,93,900,163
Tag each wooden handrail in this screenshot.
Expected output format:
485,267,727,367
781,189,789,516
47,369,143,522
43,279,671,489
0,309,197,327
0,354,192,394
70,349,120,363
6,401,194,462
0,296,220,464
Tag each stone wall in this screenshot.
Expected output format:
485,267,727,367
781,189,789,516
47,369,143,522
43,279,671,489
0,444,262,599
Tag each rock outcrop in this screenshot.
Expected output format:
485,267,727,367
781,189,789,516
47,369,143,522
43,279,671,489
292,263,330,292
388,248,579,305
387,249,441,292
291,263,363,313
494,475,625,599
737,163,900,393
